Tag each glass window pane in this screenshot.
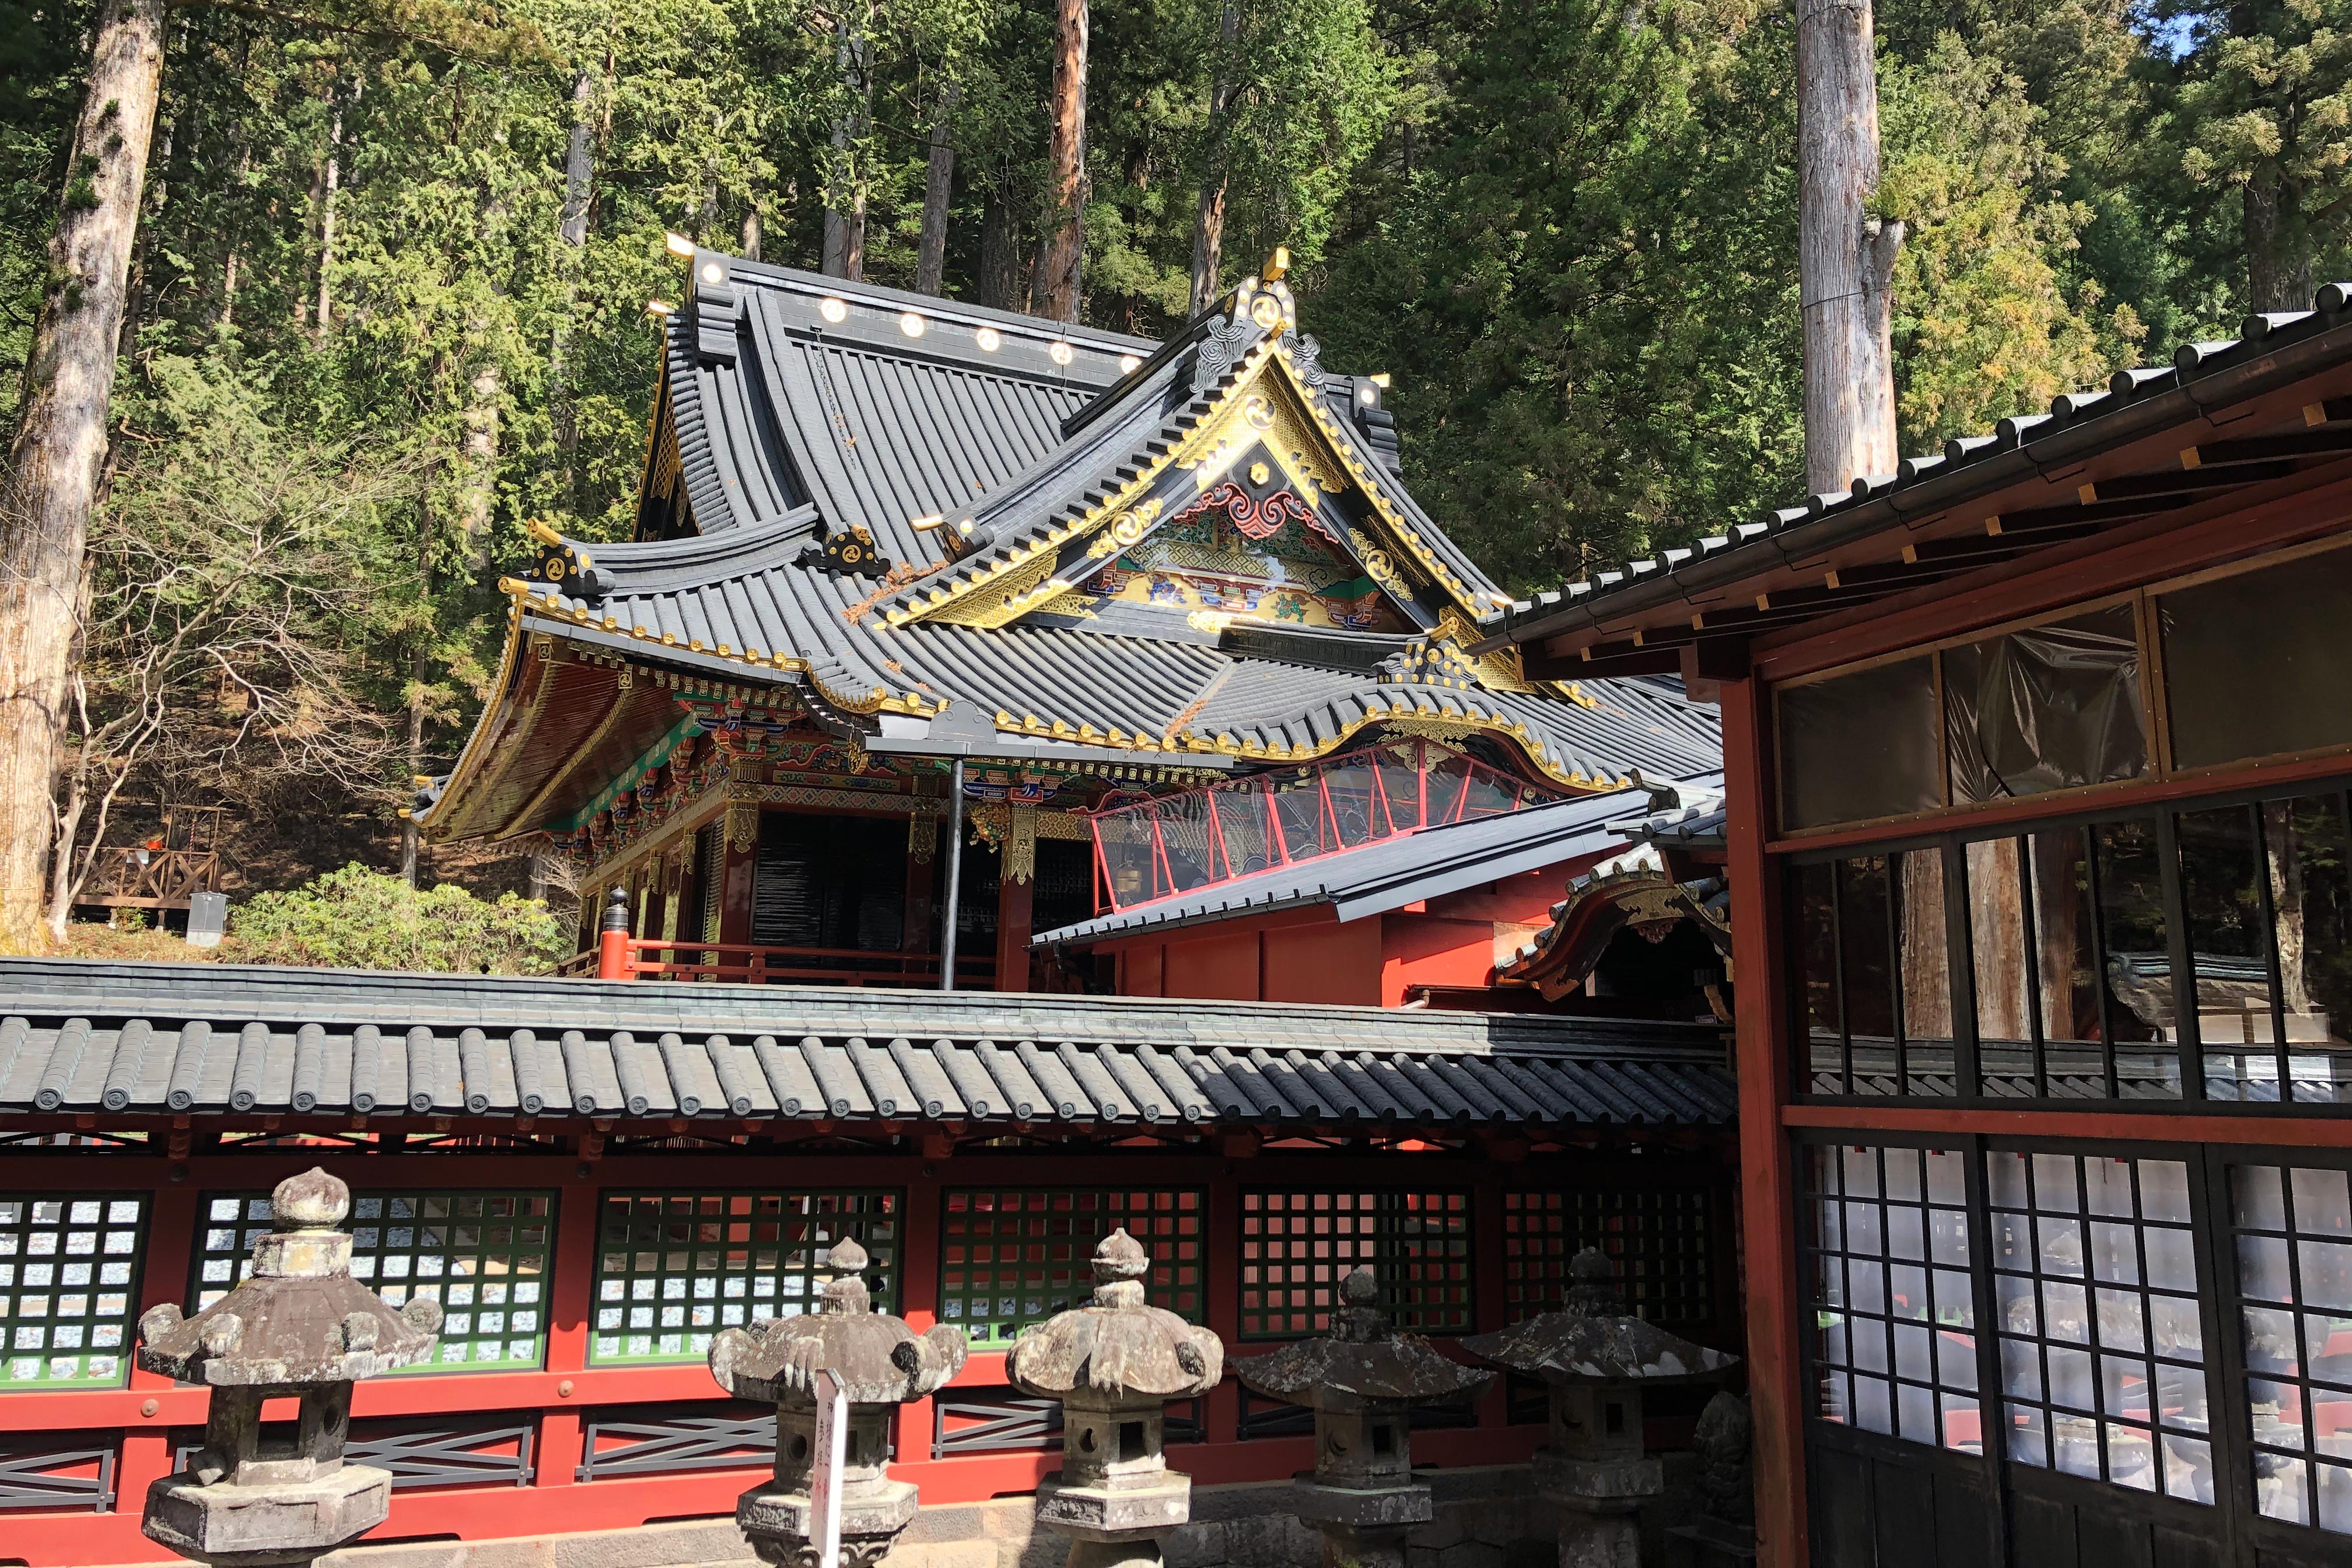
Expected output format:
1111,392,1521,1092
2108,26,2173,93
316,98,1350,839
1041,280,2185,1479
1946,603,2148,804
1969,838,2036,1083
1793,861,1844,1092
2162,544,2352,770
1895,849,1955,1094
1778,657,1943,831
2179,804,2281,1099
2094,819,2181,1094
1841,857,1897,1090
2262,794,2352,1105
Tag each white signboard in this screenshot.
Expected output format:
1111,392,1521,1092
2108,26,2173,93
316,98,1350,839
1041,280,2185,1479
808,1368,848,1568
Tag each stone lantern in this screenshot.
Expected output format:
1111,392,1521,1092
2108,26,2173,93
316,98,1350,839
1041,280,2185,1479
1005,1229,1225,1568
1234,1266,1493,1568
135,1168,443,1567
707,1234,968,1568
1464,1249,1737,1568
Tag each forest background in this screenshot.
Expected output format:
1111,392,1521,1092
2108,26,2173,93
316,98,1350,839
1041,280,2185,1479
0,0,2343,919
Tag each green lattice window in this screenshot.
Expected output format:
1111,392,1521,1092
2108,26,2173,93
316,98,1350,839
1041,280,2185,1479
198,1189,553,1373
1239,1188,1472,1339
940,1188,1202,1347
590,1189,901,1365
0,1195,147,1388
1503,1186,1714,1326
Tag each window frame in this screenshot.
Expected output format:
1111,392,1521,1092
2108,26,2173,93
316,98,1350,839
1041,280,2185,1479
1786,772,2352,1115
1770,534,2352,841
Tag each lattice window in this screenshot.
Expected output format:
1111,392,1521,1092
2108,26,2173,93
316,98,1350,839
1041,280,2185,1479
590,1189,899,1365
940,1188,1202,1348
0,1195,146,1388
1503,1186,1714,1326
1803,1144,1980,1453
2226,1159,2352,1533
1989,1150,2210,1503
1238,1188,1472,1339
197,1189,553,1373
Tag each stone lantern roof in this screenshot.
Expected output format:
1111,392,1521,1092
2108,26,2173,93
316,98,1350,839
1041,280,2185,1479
1236,1268,1492,1407
1006,1229,1223,1400
709,1237,966,1406
137,1168,441,1386
1463,1248,1737,1385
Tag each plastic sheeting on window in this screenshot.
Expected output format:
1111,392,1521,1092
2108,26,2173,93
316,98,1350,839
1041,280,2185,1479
1944,604,2148,805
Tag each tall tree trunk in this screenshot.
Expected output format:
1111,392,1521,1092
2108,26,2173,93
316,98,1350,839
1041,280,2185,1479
1188,0,1238,319
218,127,250,328
0,0,164,948
977,176,1021,310
1040,0,1088,323
552,64,595,498
559,66,594,247
400,643,426,885
458,181,508,564
741,201,762,262
916,83,960,296
2246,172,2315,313
1797,0,1903,497
313,81,346,340
821,23,870,279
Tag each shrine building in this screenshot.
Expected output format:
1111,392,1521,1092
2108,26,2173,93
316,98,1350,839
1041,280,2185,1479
1482,288,2352,1568
0,251,1741,1565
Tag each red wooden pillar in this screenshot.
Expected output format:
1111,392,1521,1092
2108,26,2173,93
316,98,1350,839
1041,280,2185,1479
893,1170,944,1463
717,805,758,949
120,1170,202,1506
535,1160,603,1490
1202,1154,1244,1443
1471,1165,1508,1429
994,811,1035,993
902,813,937,960
1721,674,1805,1568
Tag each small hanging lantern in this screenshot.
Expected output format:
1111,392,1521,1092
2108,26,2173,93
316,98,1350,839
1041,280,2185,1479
708,1235,968,1567
136,1168,442,1566
1235,1266,1493,1568
1005,1229,1224,1568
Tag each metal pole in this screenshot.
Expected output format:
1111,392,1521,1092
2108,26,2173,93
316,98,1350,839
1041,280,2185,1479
939,758,964,991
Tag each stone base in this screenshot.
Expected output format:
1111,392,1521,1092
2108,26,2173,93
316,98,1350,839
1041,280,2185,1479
1035,1475,1191,1542
1289,1478,1433,1568
737,1478,920,1567
1664,1517,1756,1568
142,1463,393,1566
1062,1538,1164,1568
1553,1512,1639,1568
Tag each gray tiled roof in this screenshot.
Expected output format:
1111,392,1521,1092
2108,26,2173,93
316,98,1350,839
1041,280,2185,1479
442,257,1721,834
1487,289,2352,648
0,961,1734,1130
1036,779,1692,946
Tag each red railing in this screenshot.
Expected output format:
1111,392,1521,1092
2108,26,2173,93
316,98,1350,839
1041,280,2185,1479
1089,738,1562,913
560,939,994,988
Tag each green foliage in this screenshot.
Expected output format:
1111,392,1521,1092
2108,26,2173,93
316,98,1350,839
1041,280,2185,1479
231,863,570,972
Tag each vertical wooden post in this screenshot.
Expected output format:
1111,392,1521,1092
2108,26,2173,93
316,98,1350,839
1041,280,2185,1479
535,1163,601,1490
119,1168,201,1506
1202,1161,1242,1444
894,1175,944,1463
595,887,634,981
902,811,936,959
718,804,758,949
1471,1167,1508,1429
1721,675,1806,1568
994,878,1033,995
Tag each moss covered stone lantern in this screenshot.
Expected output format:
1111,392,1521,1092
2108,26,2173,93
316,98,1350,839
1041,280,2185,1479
135,1168,443,1566
1236,1266,1493,1568
1005,1228,1225,1568
707,1234,968,1567
1465,1249,1737,1568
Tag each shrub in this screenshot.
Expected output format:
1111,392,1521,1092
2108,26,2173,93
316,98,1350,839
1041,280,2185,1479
230,864,569,975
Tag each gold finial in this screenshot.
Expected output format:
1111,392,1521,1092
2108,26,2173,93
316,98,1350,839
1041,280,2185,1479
525,518,564,547
1264,246,1290,281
